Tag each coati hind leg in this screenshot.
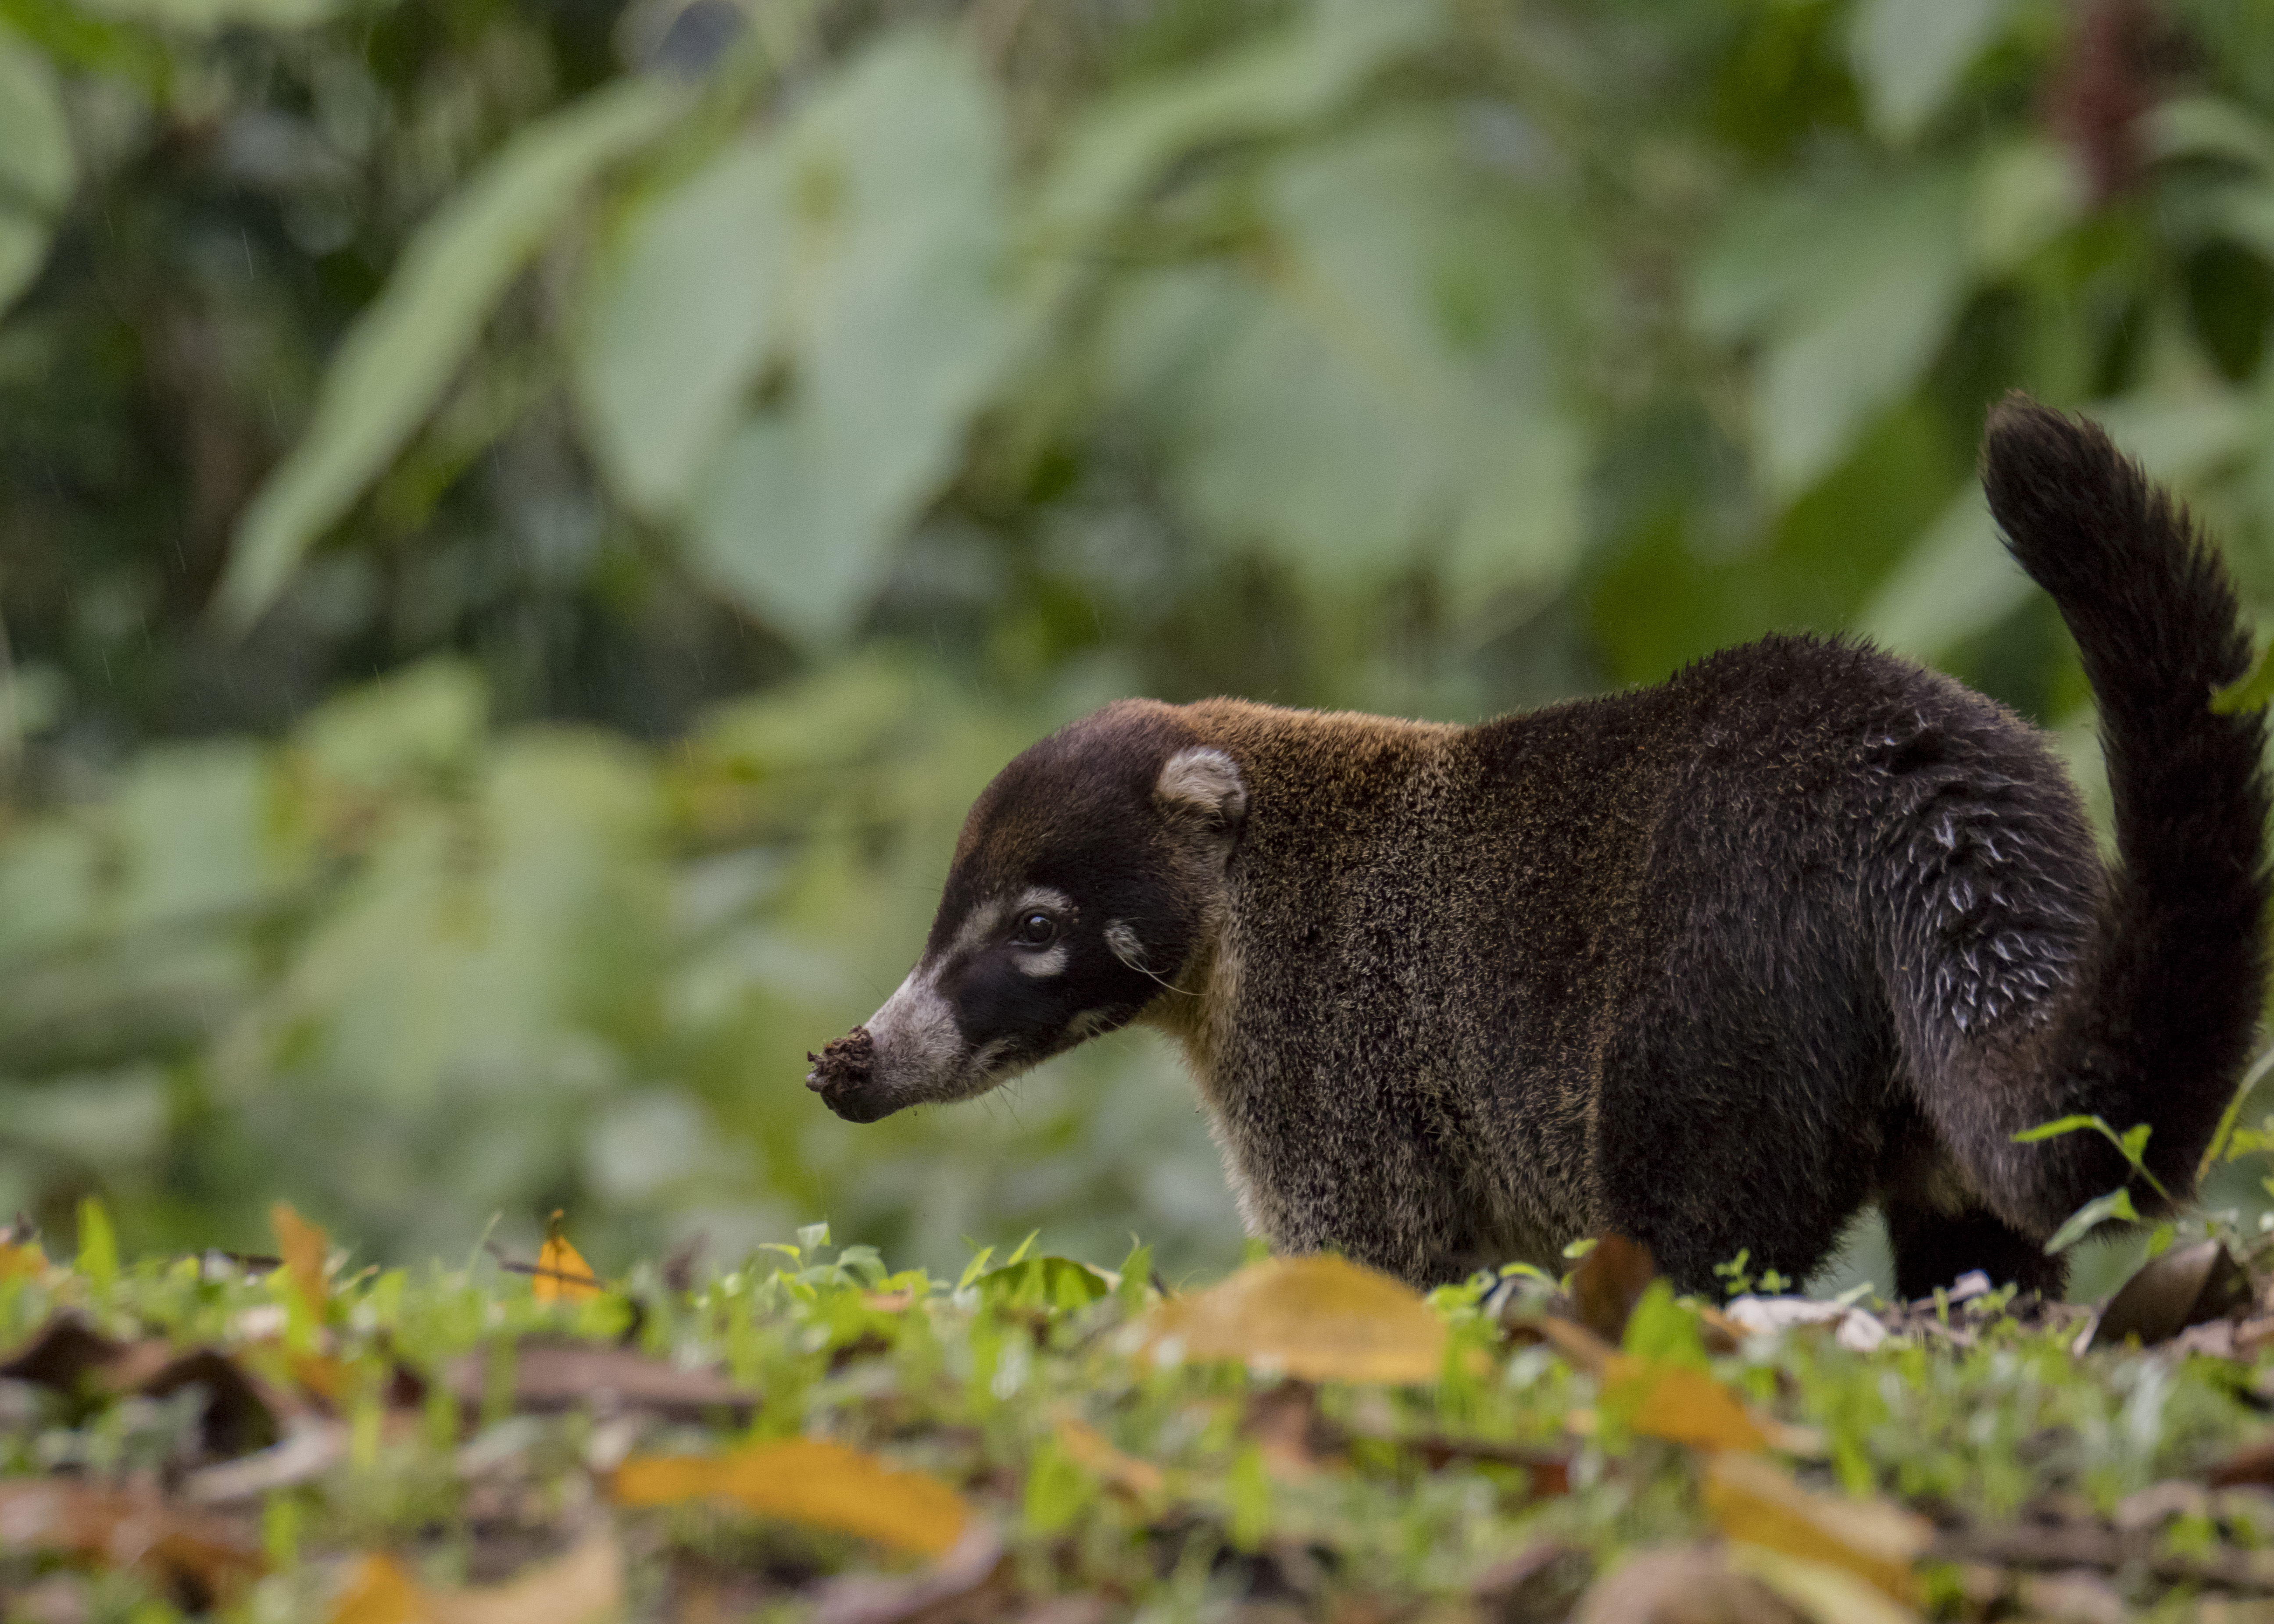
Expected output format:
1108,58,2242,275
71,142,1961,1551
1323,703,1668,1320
1882,1193,2064,1302
1590,927,1900,1296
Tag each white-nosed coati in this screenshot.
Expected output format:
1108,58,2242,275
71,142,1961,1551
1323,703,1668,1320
808,397,2272,1299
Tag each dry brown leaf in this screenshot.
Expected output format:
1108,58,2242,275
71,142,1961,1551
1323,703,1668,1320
1606,1357,1770,1452
1571,1544,1810,1624
0,1478,266,1607
444,1339,755,1421
127,1346,283,1458
1702,1451,1930,1605
613,1436,970,1556
0,1318,288,1460
328,1534,622,1624
534,1212,602,1305
1051,1413,1166,1500
1135,1255,1446,1385
2088,1240,2253,1350
1469,1542,1593,1622
1693,1304,1746,1355
272,1202,330,1321
1510,1313,1618,1374
1569,1235,1659,1344
1402,1434,1573,1493
186,1417,349,1504
0,1314,126,1389
1726,1545,1925,1624
1244,1381,1343,1479
808,1519,1008,1624
2206,1435,2274,1489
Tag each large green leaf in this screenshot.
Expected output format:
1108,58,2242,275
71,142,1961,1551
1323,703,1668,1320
2145,96,2274,171
1969,139,2084,275
217,78,684,631
0,27,73,316
111,742,282,933
2092,389,2251,479
575,138,792,516
0,822,100,967
1854,491,2016,663
230,724,665,1253
79,0,350,28
1862,387,2247,664
1848,0,2011,143
1699,166,1975,499
681,30,1015,640
1035,0,1441,250
1107,122,1579,594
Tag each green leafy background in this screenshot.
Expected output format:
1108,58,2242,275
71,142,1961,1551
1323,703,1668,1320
4,0,2273,1293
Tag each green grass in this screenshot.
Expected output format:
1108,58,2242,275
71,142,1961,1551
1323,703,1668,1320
1,1214,2271,1621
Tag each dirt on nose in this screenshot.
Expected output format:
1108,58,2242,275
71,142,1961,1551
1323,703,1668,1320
805,1025,875,1091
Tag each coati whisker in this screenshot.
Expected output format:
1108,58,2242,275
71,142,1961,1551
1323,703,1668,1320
806,396,2271,1303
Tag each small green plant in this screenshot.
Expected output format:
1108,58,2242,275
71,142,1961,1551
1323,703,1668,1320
1710,1249,1794,1297
1713,1249,1753,1296
2014,1114,2170,1254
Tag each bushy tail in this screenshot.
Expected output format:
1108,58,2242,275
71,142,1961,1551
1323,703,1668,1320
1980,393,2271,1209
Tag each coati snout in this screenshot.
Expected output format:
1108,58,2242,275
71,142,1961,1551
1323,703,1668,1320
806,721,1245,1124
811,398,2272,1301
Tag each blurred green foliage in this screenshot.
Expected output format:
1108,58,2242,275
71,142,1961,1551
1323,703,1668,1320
5,0,2274,1282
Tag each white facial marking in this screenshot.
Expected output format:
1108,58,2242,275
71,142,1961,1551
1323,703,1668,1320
948,901,1007,959
1013,885,1074,923
1015,942,1069,978
1105,919,1145,973
865,967,963,1093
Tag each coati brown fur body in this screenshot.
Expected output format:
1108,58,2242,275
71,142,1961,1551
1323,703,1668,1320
809,398,2272,1299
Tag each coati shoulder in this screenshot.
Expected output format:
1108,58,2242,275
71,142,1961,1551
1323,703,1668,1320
809,397,2272,1299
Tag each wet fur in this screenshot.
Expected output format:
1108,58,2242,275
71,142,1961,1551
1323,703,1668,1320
817,399,2270,1299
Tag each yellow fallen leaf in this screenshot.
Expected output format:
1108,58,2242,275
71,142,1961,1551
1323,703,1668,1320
1053,1413,1166,1500
1728,1544,1925,1624
0,1240,46,1281
534,1211,601,1304
1605,1356,1770,1452
329,1534,622,1624
1703,1451,1930,1606
329,1555,425,1624
1136,1255,1447,1385
612,1436,969,1556
291,1351,348,1403
271,1203,329,1320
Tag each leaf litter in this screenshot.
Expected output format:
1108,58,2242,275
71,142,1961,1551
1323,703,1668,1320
7,1208,2274,1618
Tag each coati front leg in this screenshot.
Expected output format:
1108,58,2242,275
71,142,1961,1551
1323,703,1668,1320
1212,1078,1481,1284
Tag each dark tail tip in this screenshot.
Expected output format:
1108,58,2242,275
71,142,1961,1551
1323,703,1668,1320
1981,391,2131,529
1978,390,2178,612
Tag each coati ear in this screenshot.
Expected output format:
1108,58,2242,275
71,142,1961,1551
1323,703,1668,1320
1155,747,1248,836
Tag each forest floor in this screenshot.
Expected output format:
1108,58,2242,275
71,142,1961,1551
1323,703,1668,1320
4,1208,2274,1622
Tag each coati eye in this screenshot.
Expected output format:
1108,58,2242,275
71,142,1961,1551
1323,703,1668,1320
1012,912,1058,947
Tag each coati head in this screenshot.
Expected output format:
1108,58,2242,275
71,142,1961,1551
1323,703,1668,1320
806,700,1245,1123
